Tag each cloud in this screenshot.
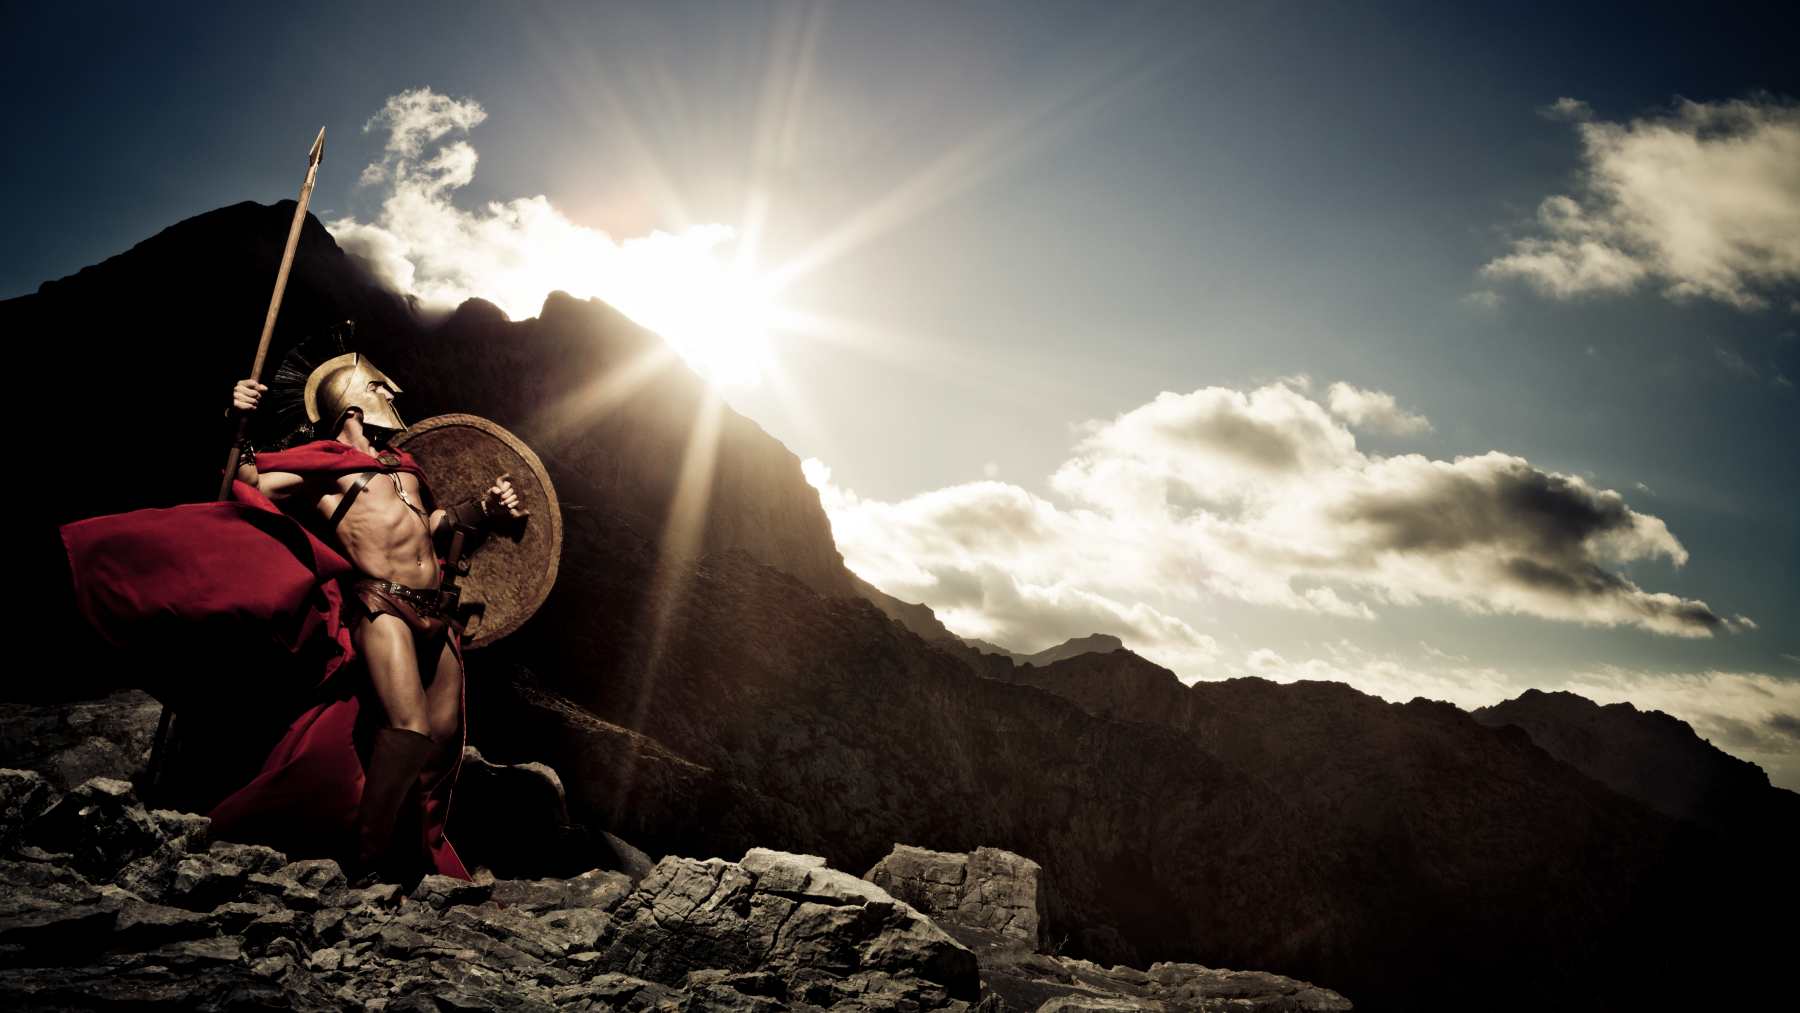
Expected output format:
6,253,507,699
1540,97,1594,122
327,88,767,383
813,380,1749,661
1325,382,1432,436
366,88,489,159
1714,346,1760,380
1462,289,1503,309
1482,96,1800,310
804,460,1223,672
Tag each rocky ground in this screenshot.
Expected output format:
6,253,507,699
0,761,1349,1012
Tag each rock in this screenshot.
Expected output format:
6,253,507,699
112,900,214,948
243,909,305,952
20,776,163,877
491,868,633,912
167,843,285,906
0,769,57,842
0,692,161,790
146,809,211,848
598,850,980,1003
410,873,492,908
248,858,346,911
206,900,283,935
867,844,1044,949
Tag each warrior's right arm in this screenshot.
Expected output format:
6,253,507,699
230,378,307,500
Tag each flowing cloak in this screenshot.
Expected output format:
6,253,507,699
59,440,469,880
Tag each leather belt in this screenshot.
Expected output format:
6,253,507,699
364,580,461,619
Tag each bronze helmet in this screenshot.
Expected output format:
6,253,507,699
302,353,407,435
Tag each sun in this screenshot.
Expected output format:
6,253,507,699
593,228,780,388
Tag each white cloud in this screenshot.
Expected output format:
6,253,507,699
1325,382,1432,436
1462,289,1503,309
1230,641,1526,712
327,88,768,384
814,380,1750,663
365,87,489,159
1540,97,1594,122
1483,96,1800,310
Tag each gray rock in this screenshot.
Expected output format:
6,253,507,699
0,769,57,842
0,692,160,790
112,900,214,948
598,849,980,1003
21,776,164,877
246,858,345,911
490,868,634,912
411,872,493,908
867,844,1043,949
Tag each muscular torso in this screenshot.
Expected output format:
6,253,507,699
309,470,439,588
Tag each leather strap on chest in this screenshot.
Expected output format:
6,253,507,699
329,471,379,528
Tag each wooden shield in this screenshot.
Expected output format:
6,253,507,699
393,414,562,650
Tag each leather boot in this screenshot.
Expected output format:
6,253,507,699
354,727,437,879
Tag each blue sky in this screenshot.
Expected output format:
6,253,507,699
6,1,1797,783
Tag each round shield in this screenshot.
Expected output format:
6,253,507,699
394,414,562,649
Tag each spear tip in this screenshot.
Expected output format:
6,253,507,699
309,127,326,165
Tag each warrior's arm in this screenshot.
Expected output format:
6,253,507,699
228,377,307,500
430,474,528,546
233,461,308,501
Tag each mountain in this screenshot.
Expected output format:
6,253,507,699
13,202,1794,1010
1473,688,1800,832
1018,634,1123,667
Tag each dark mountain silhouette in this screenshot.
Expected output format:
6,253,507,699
1473,688,1800,833
11,202,1793,1011
1019,633,1124,667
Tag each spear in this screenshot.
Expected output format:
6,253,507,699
150,128,326,801
216,126,326,501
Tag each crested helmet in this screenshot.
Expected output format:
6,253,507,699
302,352,407,436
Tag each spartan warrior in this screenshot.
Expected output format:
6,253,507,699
63,338,529,883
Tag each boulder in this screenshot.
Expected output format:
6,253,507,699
598,848,981,1006
866,844,1044,949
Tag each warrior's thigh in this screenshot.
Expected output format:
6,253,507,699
353,614,430,735
423,641,463,746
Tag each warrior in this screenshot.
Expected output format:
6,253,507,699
222,353,525,878
61,348,525,883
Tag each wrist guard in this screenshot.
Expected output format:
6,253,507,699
444,495,490,532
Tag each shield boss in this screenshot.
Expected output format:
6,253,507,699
394,414,562,649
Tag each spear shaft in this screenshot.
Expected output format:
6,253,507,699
152,128,326,802
216,126,326,501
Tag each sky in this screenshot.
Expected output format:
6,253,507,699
5,1,1797,785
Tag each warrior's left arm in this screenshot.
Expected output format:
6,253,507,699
430,474,527,545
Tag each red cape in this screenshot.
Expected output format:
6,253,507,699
60,439,468,880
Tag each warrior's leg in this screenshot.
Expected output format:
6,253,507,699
356,613,432,736
421,638,464,747
350,614,436,874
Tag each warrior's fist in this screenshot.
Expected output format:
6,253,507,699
484,474,528,519
232,379,266,413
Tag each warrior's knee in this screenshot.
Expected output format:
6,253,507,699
388,713,432,739
426,712,460,748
